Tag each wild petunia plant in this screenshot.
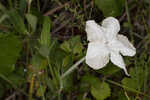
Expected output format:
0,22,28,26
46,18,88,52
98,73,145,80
62,17,136,78
85,17,136,75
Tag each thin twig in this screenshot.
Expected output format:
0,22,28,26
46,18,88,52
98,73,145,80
119,3,136,22
119,12,126,22
136,34,150,49
51,1,92,35
51,18,71,34
44,1,71,16
5,92,19,100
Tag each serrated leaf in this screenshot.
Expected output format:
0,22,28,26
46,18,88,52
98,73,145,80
0,34,22,75
91,82,111,100
95,0,125,17
26,13,37,33
40,16,51,47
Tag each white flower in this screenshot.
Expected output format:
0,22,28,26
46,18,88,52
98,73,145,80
85,17,136,75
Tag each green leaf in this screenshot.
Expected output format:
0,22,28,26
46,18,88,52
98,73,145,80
60,41,71,53
8,10,28,34
121,66,145,92
97,63,120,75
26,13,37,33
73,42,83,54
40,16,51,47
77,94,91,100
19,0,26,14
38,45,50,57
118,91,129,100
0,83,5,98
91,82,111,100
32,53,47,70
130,67,145,88
36,86,46,97
95,0,125,17
121,78,138,90
62,55,72,67
53,49,66,68
70,35,83,55
81,74,111,99
7,67,25,86
60,35,83,54
62,73,74,92
0,34,22,75
81,74,100,86
70,35,81,46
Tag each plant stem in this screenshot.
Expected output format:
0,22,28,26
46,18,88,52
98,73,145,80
125,0,134,41
8,0,12,9
37,76,46,100
61,57,85,79
29,74,35,100
106,79,150,98
27,0,32,13
124,91,130,100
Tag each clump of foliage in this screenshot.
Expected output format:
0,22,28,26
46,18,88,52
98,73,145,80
0,0,150,100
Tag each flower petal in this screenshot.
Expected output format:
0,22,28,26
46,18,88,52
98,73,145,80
86,42,109,70
117,35,136,56
110,51,129,76
85,20,106,42
108,35,136,57
102,17,120,41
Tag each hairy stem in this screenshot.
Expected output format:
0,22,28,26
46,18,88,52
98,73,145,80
61,57,85,79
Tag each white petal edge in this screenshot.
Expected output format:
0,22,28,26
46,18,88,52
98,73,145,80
85,20,106,42
86,42,109,70
110,51,129,76
102,17,120,41
117,34,136,56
